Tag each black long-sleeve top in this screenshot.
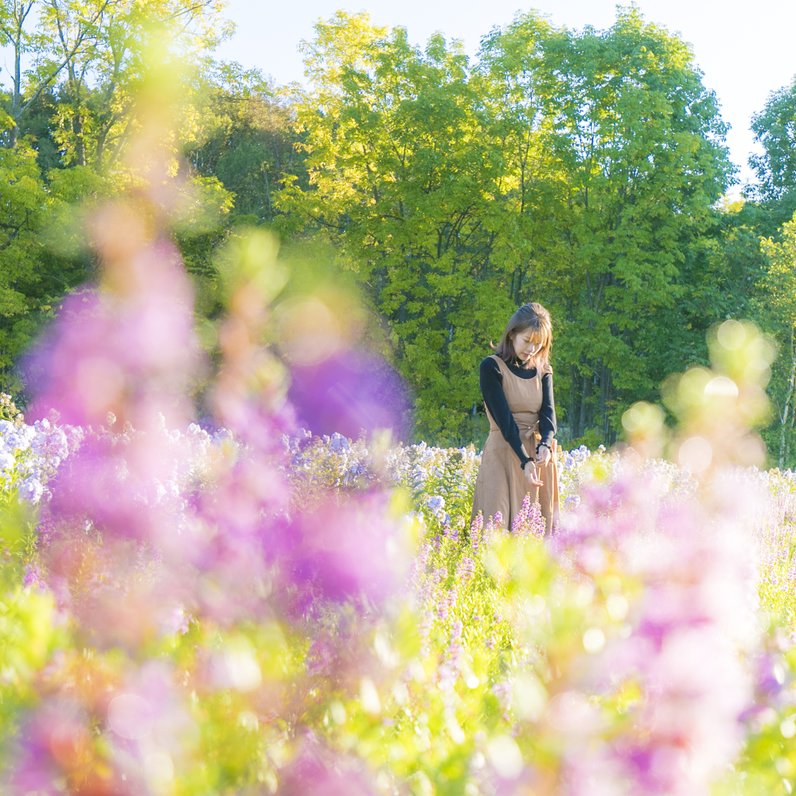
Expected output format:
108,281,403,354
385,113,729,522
479,356,557,467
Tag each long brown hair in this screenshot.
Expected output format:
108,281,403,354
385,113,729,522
493,302,553,372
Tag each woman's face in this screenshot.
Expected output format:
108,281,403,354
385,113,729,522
512,328,542,364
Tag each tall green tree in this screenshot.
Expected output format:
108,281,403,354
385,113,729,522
633,200,767,407
188,63,304,225
0,140,46,383
759,213,796,466
736,77,796,465
750,77,796,204
0,0,234,395
279,12,525,442
484,9,731,441
0,143,112,388
1,0,230,166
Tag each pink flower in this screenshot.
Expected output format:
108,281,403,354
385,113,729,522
552,459,758,794
278,736,378,795
45,431,189,545
105,662,196,791
25,241,199,431
288,350,411,441
8,697,114,795
271,490,409,608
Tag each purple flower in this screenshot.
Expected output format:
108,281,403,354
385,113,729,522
18,475,45,504
0,448,15,472
510,494,545,537
457,554,476,582
470,511,484,553
24,242,200,430
288,349,411,441
426,495,445,513
328,432,351,453
269,490,409,608
22,563,44,590
279,736,378,795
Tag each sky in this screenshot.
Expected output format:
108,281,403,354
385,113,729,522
215,0,796,192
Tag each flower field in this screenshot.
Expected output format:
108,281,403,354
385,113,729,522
1,392,796,794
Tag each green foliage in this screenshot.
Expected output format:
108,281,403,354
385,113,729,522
187,63,305,225
2,0,796,457
280,9,733,445
0,141,49,386
0,1,237,396
522,9,730,439
751,77,796,203
0,473,59,759
0,585,58,753
280,12,518,444
1,1,231,166
720,75,796,468
757,213,796,466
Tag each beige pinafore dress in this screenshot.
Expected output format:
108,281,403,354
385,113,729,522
471,355,559,533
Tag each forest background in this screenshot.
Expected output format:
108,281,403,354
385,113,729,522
3,1,796,463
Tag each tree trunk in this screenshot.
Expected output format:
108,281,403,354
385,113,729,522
6,9,25,147
598,360,607,437
578,371,592,439
569,364,581,439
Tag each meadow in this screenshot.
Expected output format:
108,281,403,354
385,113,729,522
1,375,795,793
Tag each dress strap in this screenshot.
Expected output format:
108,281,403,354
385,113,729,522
490,354,509,375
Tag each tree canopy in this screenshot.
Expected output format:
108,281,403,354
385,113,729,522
2,2,796,460
280,9,734,443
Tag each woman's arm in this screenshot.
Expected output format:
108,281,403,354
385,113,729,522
538,371,557,447
480,357,532,468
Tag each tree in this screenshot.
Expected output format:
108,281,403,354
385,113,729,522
728,79,796,464
634,201,768,401
759,213,796,466
750,78,796,203
1,0,230,167
278,9,734,445
480,8,732,441
0,143,108,390
0,0,234,396
187,62,304,225
279,13,522,442
0,141,46,385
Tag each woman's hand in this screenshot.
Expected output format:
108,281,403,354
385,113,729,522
523,461,544,487
536,444,552,467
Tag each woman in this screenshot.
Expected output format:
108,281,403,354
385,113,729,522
471,302,559,533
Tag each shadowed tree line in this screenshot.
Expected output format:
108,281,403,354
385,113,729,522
3,2,796,462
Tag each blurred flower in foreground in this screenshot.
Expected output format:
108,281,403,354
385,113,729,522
10,697,107,795
278,735,377,795
24,240,200,431
105,661,196,793
272,490,411,610
545,321,773,794
288,349,411,442
0,15,419,796
553,460,757,795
